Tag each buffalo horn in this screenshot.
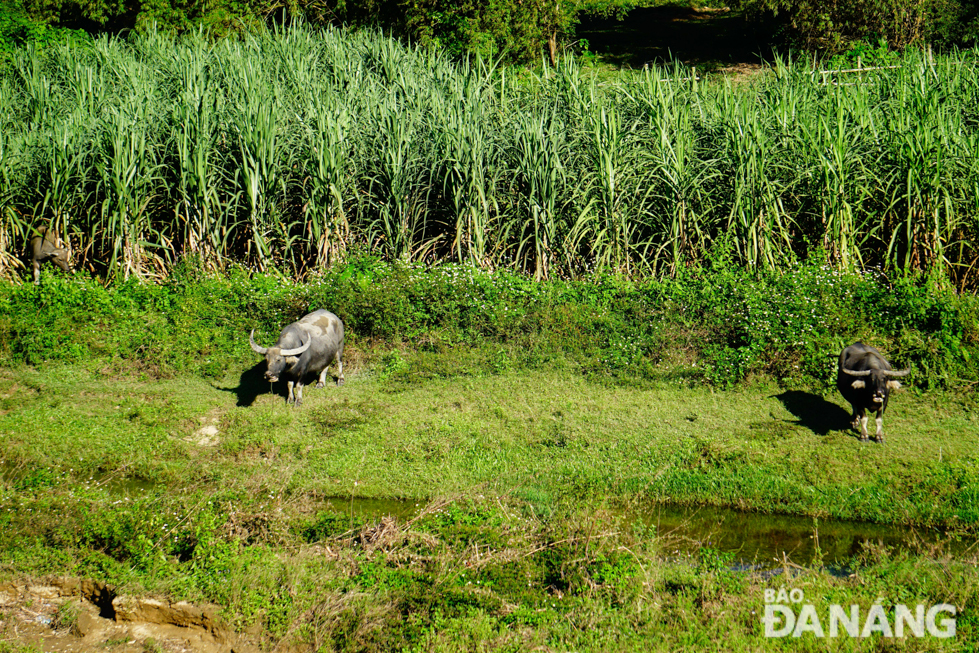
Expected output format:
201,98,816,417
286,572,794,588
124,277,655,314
280,339,311,357
841,367,872,377
884,368,910,378
249,329,268,355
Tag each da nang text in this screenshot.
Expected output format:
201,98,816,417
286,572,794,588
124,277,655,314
762,589,956,639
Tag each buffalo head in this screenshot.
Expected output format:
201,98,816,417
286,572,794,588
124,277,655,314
840,365,910,405
249,330,311,383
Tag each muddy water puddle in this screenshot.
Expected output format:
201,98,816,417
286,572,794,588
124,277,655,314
629,503,977,568
4,456,973,569
313,495,423,521
312,497,977,569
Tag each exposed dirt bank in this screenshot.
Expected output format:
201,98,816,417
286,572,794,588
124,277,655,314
0,577,258,653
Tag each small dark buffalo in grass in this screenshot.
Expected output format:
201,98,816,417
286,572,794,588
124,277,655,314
836,342,909,443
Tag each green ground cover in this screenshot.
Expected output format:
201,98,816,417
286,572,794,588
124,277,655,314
1,358,976,649
2,363,977,526
1,262,977,649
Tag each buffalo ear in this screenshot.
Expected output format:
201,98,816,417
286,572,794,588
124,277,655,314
285,356,299,365
886,380,902,390
851,380,866,389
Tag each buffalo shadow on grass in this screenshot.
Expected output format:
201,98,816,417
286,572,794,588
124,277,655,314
774,391,852,436
219,361,282,407
219,363,344,406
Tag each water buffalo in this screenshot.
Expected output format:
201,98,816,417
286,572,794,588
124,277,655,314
836,342,909,442
31,227,71,284
249,309,345,406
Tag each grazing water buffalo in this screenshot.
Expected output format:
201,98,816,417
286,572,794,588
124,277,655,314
249,309,345,406
31,227,71,284
836,342,909,442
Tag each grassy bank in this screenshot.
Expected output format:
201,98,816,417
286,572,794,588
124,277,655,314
1,434,977,650
1,263,978,648
1,362,977,650
2,361,978,526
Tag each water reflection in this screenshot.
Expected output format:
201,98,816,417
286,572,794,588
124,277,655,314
311,496,421,521
630,503,976,566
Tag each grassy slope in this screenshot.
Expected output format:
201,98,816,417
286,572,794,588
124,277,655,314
2,266,978,649
3,354,977,527
2,358,978,650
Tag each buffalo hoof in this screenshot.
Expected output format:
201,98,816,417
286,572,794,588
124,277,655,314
337,378,345,387
875,434,885,443
316,382,325,389
859,434,870,442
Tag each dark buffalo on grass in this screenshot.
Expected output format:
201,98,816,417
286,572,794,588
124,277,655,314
249,309,345,406
836,342,909,443
31,227,71,284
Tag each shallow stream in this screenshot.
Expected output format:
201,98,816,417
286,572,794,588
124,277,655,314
4,461,974,568
313,496,977,568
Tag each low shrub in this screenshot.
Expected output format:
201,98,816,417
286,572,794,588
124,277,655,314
1,258,976,389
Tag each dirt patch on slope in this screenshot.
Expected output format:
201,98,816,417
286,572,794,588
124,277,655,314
0,577,258,653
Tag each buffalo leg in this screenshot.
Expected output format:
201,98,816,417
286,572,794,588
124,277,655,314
875,410,885,443
851,407,870,441
295,382,304,406
317,368,328,389
287,381,296,404
850,407,869,441
336,356,344,386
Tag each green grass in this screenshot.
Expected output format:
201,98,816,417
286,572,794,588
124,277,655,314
1,266,977,649
3,26,979,285
3,357,977,527
2,358,977,649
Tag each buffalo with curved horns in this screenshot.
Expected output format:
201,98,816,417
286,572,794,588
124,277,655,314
836,342,909,442
250,309,345,406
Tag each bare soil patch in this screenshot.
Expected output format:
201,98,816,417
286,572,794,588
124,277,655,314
0,577,258,653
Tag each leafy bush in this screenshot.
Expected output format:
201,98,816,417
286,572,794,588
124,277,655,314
739,0,976,52
0,2,90,62
2,259,977,391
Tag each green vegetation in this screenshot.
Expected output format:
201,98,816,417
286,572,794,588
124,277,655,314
3,27,979,286
0,0,642,63
2,483,976,650
3,258,978,389
403,0,640,63
1,17,978,652
1,260,977,518
2,350,978,524
0,0,89,62
1,355,976,648
2,250,977,651
4,0,978,62
0,0,277,40
737,0,979,53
